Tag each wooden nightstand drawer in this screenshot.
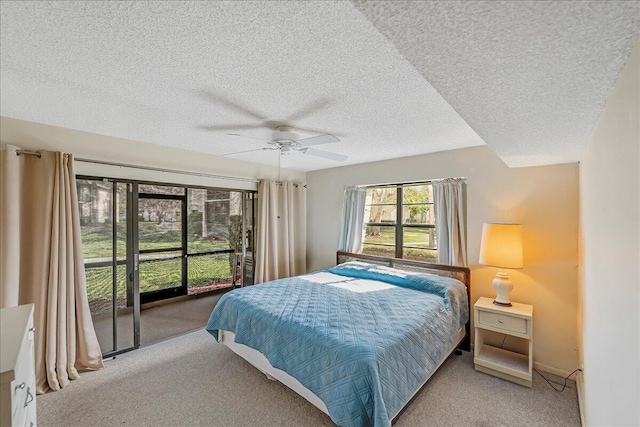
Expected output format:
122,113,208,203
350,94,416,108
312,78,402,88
478,310,527,334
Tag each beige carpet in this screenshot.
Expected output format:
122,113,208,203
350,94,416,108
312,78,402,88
93,292,225,350
37,329,580,427
139,294,225,345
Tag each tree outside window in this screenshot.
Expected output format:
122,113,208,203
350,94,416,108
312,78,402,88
362,183,436,262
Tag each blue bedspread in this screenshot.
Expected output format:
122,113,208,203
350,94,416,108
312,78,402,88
206,262,469,427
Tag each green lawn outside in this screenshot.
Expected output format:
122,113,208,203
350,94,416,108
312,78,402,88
364,226,435,248
85,255,232,308
362,244,437,262
81,225,230,259
82,224,234,312
362,226,437,262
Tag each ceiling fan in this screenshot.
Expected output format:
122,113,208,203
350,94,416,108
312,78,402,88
223,126,347,168
196,90,347,167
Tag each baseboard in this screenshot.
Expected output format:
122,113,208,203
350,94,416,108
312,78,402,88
532,361,576,379
576,371,585,426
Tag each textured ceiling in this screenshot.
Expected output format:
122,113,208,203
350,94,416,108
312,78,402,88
0,1,484,171
354,0,640,167
1,2,638,171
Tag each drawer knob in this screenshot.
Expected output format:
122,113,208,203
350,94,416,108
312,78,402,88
15,382,26,390
498,319,504,324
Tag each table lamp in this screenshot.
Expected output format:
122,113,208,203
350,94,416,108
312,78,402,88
479,223,523,307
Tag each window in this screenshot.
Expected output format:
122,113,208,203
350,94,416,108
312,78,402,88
362,183,436,262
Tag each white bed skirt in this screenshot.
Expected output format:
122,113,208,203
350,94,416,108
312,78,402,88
217,327,466,421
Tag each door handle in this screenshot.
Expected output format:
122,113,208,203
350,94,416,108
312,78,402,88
129,253,139,282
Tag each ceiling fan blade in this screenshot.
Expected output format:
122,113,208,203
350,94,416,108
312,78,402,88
297,134,340,147
198,90,267,121
222,148,273,157
304,148,348,162
286,99,332,122
197,124,264,131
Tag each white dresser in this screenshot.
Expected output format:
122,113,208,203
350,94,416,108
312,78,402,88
1,304,37,427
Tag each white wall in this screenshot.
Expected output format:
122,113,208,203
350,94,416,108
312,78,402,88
307,145,580,375
0,116,305,190
579,39,639,426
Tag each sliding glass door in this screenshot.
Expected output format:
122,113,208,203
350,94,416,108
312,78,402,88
138,185,187,304
78,177,256,356
78,179,138,356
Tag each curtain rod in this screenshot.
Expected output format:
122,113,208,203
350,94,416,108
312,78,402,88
343,181,428,189
15,149,42,158
345,177,467,189
75,157,260,184
15,149,260,184
273,181,307,188
345,179,433,188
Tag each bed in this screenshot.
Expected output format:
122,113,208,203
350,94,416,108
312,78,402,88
206,251,471,427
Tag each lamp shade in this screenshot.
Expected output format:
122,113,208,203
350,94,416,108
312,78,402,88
479,223,523,269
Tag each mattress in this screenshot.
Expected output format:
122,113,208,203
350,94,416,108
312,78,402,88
206,261,469,427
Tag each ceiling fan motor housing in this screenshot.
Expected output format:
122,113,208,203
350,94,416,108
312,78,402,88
273,126,299,143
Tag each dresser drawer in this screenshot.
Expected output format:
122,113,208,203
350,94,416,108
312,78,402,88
477,310,528,335
24,397,37,427
12,332,35,423
1,304,37,427
12,379,27,423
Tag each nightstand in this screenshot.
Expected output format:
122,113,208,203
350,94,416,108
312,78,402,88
473,296,533,387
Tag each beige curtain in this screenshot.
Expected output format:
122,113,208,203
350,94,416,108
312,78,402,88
0,145,103,394
433,178,468,267
255,180,306,283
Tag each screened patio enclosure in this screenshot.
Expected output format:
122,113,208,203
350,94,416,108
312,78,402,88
77,177,256,356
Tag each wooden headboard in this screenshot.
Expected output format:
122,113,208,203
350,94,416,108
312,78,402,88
336,251,471,352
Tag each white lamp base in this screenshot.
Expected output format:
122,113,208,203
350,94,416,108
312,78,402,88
492,271,513,307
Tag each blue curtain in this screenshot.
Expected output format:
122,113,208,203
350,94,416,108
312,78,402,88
338,186,367,253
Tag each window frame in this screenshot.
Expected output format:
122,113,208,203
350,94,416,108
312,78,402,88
362,182,436,260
